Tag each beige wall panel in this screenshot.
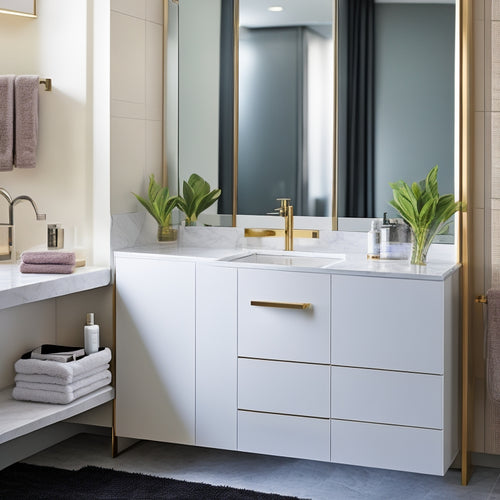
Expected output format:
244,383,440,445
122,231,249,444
492,209,500,287
491,113,500,196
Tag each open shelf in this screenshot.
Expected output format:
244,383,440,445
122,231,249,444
0,385,114,445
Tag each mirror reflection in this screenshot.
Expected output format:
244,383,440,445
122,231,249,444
173,0,456,226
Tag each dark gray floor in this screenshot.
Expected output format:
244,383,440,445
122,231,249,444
21,433,500,499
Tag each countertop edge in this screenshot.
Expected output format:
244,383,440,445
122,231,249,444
0,267,111,311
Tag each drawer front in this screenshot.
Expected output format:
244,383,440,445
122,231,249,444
331,420,444,476
239,358,330,418
238,269,330,363
331,366,442,429
238,410,330,462
332,275,444,374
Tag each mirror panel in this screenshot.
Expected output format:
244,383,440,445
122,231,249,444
0,0,35,17
171,0,458,230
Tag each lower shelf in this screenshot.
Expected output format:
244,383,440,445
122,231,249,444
0,385,115,445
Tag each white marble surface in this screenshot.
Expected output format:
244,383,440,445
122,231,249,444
115,243,459,281
0,266,111,310
0,386,114,444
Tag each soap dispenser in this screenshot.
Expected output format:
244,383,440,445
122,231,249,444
84,313,100,355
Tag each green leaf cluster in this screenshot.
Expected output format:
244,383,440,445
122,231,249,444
389,165,465,263
177,174,221,225
132,175,178,227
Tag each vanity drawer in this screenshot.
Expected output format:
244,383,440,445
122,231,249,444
331,366,442,429
238,269,330,363
238,410,330,462
331,420,445,475
332,275,444,374
238,358,330,418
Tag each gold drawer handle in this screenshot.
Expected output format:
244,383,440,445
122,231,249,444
250,300,311,310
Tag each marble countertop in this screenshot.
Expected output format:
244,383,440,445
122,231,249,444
0,265,111,310
115,244,460,281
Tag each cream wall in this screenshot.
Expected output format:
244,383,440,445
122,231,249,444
110,0,164,216
0,0,110,264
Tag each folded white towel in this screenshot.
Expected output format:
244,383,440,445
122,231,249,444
12,371,112,404
14,347,112,383
15,364,110,386
16,369,112,394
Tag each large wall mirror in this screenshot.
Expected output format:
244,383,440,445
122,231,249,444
166,0,459,232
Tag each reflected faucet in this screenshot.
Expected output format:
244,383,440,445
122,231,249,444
0,188,46,262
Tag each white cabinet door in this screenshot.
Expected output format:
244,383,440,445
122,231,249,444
332,275,444,374
115,256,195,445
238,269,330,363
196,264,237,450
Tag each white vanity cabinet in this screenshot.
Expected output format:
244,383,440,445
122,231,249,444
115,255,196,445
331,273,459,475
114,250,459,476
236,269,331,461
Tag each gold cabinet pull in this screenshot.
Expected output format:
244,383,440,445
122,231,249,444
250,300,311,310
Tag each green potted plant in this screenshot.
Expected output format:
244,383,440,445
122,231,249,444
177,173,221,226
389,165,464,265
132,174,179,241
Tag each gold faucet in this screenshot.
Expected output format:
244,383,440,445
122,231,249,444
272,198,294,251
244,197,320,250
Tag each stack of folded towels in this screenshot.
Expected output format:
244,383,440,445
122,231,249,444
12,347,112,404
20,251,76,274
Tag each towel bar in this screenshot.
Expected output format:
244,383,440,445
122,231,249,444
39,79,51,91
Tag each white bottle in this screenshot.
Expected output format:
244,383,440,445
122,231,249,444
84,312,100,355
367,220,380,259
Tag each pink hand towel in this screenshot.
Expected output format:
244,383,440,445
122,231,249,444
21,251,76,265
14,75,39,169
20,262,75,274
0,75,15,171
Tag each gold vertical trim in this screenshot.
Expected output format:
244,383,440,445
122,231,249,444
332,0,338,231
162,0,168,187
460,0,472,486
232,0,239,227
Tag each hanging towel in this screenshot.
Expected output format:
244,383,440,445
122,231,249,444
12,371,112,404
14,75,39,169
487,289,500,402
0,75,15,171
21,251,76,265
14,347,112,383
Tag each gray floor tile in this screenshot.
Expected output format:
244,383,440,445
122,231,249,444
21,433,500,500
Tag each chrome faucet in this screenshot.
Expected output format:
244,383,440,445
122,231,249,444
0,188,46,262
268,198,294,251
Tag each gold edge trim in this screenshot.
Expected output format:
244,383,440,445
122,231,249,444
332,0,338,231
162,0,168,187
459,0,472,486
0,8,36,18
111,279,117,457
232,0,239,227
250,300,311,310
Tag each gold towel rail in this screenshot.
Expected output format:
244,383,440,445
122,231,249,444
39,78,52,91
476,295,487,304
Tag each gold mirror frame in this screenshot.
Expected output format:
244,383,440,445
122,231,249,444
162,0,472,482
0,0,36,18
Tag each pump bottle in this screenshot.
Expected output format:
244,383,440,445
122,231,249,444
84,313,100,355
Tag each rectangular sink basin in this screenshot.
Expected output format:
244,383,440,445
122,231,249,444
221,251,344,268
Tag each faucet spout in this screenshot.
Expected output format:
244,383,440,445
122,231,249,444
12,195,46,221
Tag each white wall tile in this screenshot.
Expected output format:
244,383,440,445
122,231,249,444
111,117,147,214
146,0,164,24
111,0,146,19
146,119,163,183
111,11,146,105
146,20,164,121
476,20,485,112
111,99,146,120
474,112,486,209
